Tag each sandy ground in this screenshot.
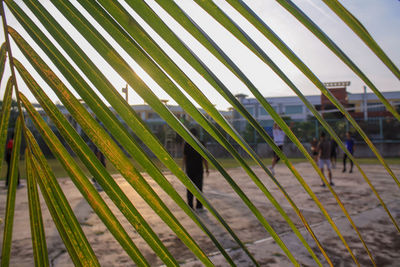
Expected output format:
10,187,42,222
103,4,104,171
0,161,399,266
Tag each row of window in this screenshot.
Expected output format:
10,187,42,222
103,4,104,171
245,101,397,117
366,102,386,112
246,105,304,116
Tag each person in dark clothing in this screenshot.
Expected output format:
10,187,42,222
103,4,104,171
88,140,105,191
183,128,209,211
270,123,286,175
342,132,355,173
5,136,20,187
310,137,318,162
317,132,333,186
93,145,106,169
330,138,338,169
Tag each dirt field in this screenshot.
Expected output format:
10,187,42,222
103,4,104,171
1,161,400,266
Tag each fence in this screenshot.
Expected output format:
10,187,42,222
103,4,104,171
240,117,400,144
13,116,400,159
189,117,400,158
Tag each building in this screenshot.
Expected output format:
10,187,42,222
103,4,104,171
25,101,233,143
232,94,320,133
232,88,400,133
348,91,400,119
127,103,232,125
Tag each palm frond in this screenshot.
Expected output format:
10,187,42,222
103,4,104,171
0,77,13,171
0,43,7,84
0,0,398,266
1,116,22,266
26,130,100,266
26,148,49,267
273,0,400,121
20,91,151,266
321,0,400,80
4,2,255,264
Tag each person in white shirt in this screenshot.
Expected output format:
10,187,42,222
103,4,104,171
270,123,286,175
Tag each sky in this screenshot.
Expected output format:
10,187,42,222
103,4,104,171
1,0,399,111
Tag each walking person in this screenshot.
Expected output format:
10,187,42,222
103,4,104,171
88,140,105,191
310,137,318,162
330,138,338,168
270,123,286,175
182,128,209,211
317,132,334,186
342,132,355,173
5,135,20,188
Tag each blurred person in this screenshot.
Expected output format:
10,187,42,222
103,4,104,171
317,132,333,186
270,122,286,175
87,140,105,192
342,132,355,173
5,134,20,188
182,128,209,211
310,137,318,162
330,138,338,168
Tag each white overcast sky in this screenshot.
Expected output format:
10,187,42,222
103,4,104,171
1,0,399,111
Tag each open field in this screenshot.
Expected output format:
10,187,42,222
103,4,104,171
1,161,399,266
2,156,400,180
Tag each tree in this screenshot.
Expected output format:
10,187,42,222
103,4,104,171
1,0,399,266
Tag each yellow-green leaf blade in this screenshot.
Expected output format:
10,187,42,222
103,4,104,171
26,148,49,267
0,43,7,84
273,0,400,121
4,3,252,264
80,4,317,265
20,92,151,266
197,0,400,194
10,8,205,261
235,0,399,232
47,0,300,264
25,130,98,266
15,58,176,266
0,77,13,173
321,0,400,80
0,115,22,267
4,3,230,263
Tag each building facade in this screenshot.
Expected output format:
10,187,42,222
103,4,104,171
232,90,400,133
348,91,400,119
232,94,321,133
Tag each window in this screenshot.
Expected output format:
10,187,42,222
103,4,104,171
259,120,273,127
367,102,386,112
246,106,255,116
259,107,267,116
147,112,160,119
259,106,276,116
285,105,303,114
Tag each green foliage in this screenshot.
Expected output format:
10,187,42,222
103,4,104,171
0,0,399,266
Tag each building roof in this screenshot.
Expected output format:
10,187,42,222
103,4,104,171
239,90,400,106
348,91,400,101
241,94,321,105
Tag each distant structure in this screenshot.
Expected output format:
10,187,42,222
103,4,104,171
348,91,400,119
122,84,129,103
232,85,400,133
321,81,351,117
232,93,320,133
24,102,233,156
23,84,399,147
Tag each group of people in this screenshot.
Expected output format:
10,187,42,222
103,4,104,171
270,123,355,186
182,125,357,212
3,125,355,211
312,131,355,176
313,131,355,186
